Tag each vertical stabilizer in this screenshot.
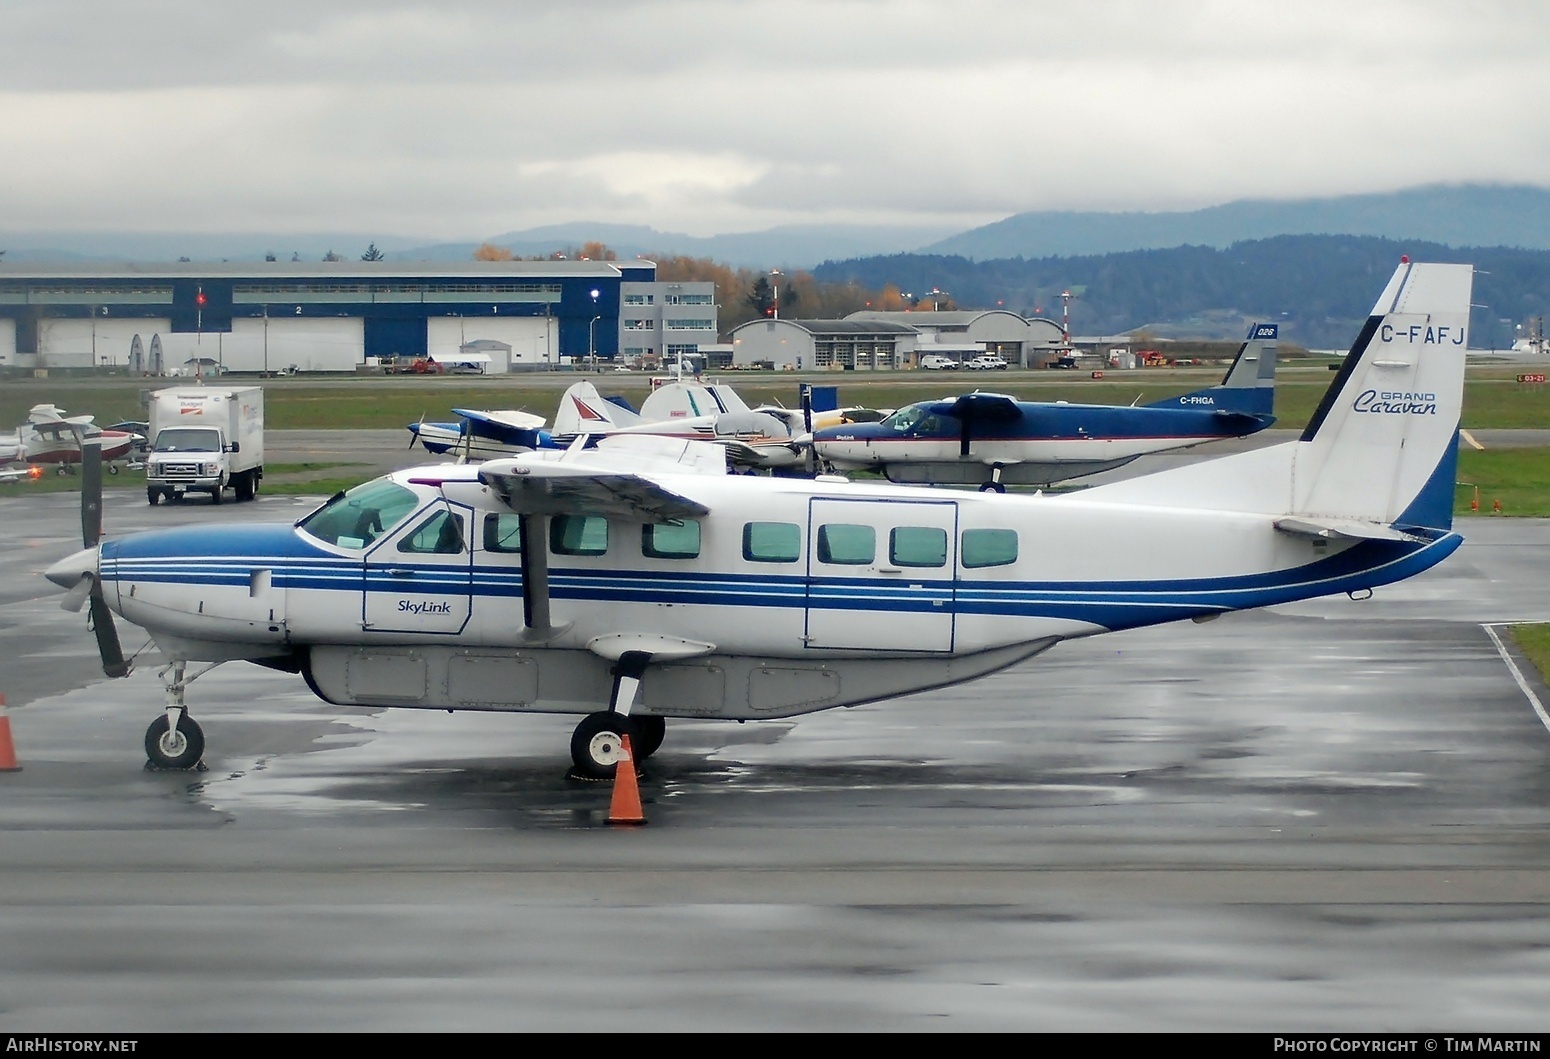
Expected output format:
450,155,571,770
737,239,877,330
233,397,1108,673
552,382,644,436
1147,323,1277,416
1291,261,1472,529
1079,262,1473,530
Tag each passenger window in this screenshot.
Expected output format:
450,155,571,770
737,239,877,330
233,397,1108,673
817,524,875,565
962,528,1018,568
643,521,701,559
743,521,800,563
551,515,608,556
397,510,465,554
483,513,522,554
891,526,947,568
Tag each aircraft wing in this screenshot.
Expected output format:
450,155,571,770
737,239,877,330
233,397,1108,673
478,462,710,522
1273,517,1415,542
927,392,1023,422
451,408,547,432
478,435,721,521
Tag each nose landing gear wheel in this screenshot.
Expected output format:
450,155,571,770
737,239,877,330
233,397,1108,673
569,712,640,780
144,713,205,770
633,716,666,759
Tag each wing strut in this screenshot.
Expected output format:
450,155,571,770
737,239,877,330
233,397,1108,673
517,513,555,635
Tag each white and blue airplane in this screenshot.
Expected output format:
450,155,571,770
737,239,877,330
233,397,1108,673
46,261,1472,780
810,322,1280,490
407,407,552,461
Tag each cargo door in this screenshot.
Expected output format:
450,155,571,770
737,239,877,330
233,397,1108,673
804,497,957,652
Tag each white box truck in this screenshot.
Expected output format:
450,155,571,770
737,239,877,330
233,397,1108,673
144,386,264,505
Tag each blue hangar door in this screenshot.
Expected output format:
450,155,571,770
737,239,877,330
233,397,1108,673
804,497,957,652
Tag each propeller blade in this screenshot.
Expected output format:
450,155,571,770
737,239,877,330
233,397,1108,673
87,584,131,679
80,436,103,547
799,384,813,435
409,414,425,449
60,574,93,613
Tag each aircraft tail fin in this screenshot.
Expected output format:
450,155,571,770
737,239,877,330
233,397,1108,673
552,382,643,436
1146,323,1277,416
1084,261,1472,533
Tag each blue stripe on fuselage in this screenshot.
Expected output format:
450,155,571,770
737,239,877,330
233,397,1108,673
97,524,1460,633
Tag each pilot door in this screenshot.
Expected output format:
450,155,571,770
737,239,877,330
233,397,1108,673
804,497,958,652
361,502,475,634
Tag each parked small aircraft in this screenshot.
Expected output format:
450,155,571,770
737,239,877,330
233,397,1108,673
45,262,1471,782
810,323,1280,490
1,404,142,476
552,379,880,471
408,408,552,461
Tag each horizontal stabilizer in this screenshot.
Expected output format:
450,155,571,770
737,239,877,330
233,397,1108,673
1273,517,1415,542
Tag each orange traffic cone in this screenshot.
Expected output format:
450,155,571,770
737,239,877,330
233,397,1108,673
1493,499,1502,514
607,734,646,826
1471,487,1479,512
0,694,20,773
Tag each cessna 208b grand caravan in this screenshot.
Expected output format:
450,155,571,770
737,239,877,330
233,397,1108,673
46,261,1471,779
810,323,1279,490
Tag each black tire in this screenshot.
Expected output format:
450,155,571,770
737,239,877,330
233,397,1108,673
979,481,1006,493
210,481,223,505
633,716,666,759
147,487,160,506
569,712,639,780
234,472,253,502
144,713,205,770
108,463,120,476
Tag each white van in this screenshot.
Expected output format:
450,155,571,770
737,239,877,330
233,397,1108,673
919,354,959,370
964,354,1009,371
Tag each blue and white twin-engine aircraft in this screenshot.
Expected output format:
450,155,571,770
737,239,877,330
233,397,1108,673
810,322,1279,490
47,261,1471,779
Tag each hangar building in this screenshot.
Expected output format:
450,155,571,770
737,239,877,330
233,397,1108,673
0,260,717,374
730,309,1070,370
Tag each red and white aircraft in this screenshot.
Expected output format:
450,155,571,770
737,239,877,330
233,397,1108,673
0,404,143,476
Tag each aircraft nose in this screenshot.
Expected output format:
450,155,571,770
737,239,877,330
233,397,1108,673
46,545,99,590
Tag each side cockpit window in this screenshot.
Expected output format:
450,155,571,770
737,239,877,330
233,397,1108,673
484,513,523,554
398,510,466,554
298,478,420,551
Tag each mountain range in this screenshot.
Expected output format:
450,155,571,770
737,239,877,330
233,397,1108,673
6,183,1550,269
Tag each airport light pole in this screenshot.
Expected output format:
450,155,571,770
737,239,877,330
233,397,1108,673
588,288,600,372
770,269,781,319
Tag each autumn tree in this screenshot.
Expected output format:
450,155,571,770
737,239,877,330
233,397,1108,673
473,243,514,261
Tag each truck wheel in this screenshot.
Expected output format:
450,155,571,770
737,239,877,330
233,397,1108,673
147,487,160,506
210,482,223,505
234,473,253,502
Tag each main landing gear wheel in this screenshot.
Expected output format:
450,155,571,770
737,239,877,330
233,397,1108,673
144,713,205,770
569,712,640,780
978,481,1006,493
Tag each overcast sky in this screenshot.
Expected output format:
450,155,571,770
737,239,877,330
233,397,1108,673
2,0,1546,241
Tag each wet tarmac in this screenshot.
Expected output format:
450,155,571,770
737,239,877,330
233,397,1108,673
2,460,1549,1032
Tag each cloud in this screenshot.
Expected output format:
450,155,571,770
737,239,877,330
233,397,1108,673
2,1,1548,237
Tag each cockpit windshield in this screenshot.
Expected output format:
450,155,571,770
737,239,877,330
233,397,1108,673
879,403,941,435
152,427,221,452
297,478,421,551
